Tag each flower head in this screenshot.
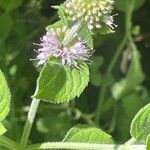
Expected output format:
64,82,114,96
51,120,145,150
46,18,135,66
64,0,116,30
35,27,90,67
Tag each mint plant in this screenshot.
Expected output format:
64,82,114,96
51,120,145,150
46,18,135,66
0,0,150,150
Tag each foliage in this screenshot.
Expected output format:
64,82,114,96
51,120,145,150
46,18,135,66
0,0,150,150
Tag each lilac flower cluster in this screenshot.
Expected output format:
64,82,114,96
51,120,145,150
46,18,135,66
36,28,90,67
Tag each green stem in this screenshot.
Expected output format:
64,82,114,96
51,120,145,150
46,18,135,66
27,142,146,150
0,136,18,150
95,35,127,124
20,98,40,146
95,0,135,124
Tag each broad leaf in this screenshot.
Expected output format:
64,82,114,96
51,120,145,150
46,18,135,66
0,69,11,121
111,49,144,100
34,60,89,103
63,124,113,144
0,123,6,136
130,103,150,143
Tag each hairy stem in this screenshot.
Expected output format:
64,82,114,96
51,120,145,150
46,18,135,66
20,98,40,146
27,142,146,150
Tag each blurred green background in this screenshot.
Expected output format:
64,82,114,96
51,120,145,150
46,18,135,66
0,0,150,145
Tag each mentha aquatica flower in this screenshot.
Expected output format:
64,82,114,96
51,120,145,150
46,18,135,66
36,27,90,67
64,0,116,30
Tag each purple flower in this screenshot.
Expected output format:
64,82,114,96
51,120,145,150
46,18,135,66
35,28,90,67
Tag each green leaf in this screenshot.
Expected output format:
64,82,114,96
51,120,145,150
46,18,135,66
63,124,113,144
95,24,114,35
146,134,150,150
46,21,64,31
0,69,11,121
115,0,145,12
0,123,6,136
78,22,93,49
58,5,71,26
0,13,13,41
111,49,144,100
0,0,23,12
130,103,150,143
34,60,89,103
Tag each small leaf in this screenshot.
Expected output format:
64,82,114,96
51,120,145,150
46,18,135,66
34,60,89,103
115,0,145,12
130,103,150,143
46,21,64,31
95,24,114,35
111,49,144,100
0,69,11,121
78,22,93,50
63,124,113,144
146,134,150,150
0,0,22,12
58,5,71,26
0,123,6,136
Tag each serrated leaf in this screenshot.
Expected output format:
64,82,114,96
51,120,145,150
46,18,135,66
146,134,150,150
78,22,93,49
0,123,6,136
111,49,144,100
0,0,22,12
34,60,89,103
130,103,150,143
63,124,113,144
115,0,145,12
0,69,11,121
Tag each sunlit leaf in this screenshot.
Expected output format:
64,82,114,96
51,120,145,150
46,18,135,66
78,22,93,50
46,21,64,31
63,124,113,144
34,60,89,103
0,123,6,136
0,69,11,121
58,5,71,26
146,134,150,150
130,103,150,143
